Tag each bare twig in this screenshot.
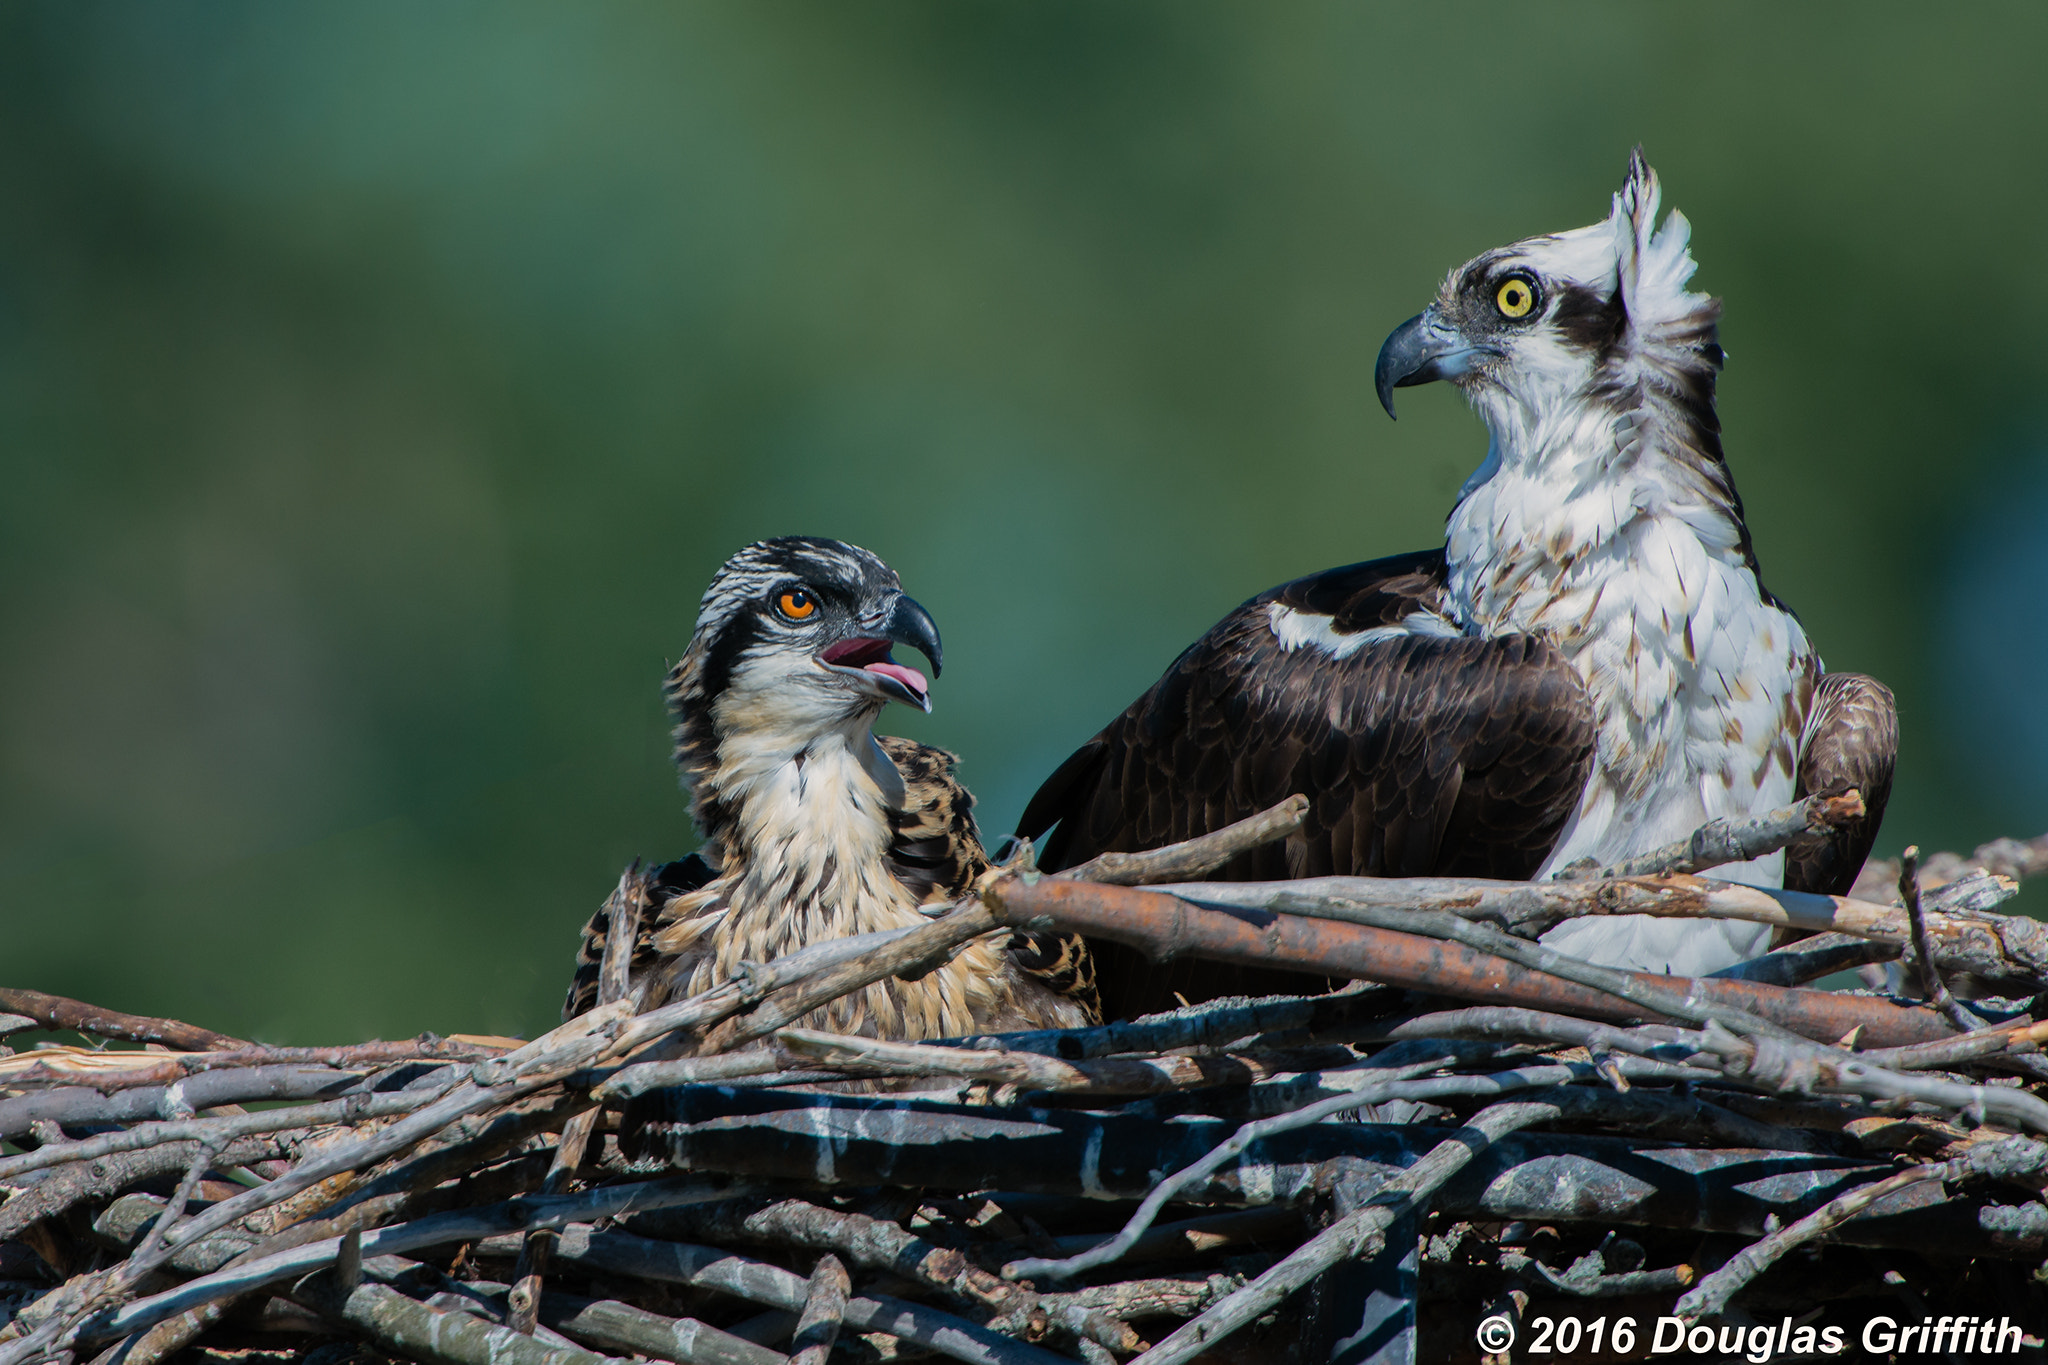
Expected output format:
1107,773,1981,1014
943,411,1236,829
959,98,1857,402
1129,1100,1562,1365
1900,846,1982,1033
1675,1164,1946,1320
637,1196,1142,1353
0,1087,434,1182
540,1291,789,1365
1060,795,1309,886
72,1176,738,1346
534,1225,1074,1365
1855,830,2048,903
0,987,248,1051
1004,1062,1577,1283
515,866,648,1333
1570,791,1865,881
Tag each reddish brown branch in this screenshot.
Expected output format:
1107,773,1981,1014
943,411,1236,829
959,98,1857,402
988,878,1954,1049
0,987,248,1052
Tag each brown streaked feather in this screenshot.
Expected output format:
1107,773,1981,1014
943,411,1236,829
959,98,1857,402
1017,550,1596,1023
566,744,1100,1027
877,736,1100,1025
562,854,716,1022
1786,672,1898,897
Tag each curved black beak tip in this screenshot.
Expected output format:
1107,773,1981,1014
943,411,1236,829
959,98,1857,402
887,594,943,679
1373,312,1438,421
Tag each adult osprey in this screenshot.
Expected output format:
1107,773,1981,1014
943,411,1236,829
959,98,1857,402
566,537,1096,1037
1019,153,1895,1013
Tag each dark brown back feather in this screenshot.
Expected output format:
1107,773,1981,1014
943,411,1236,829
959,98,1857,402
1786,672,1898,896
1018,550,1596,1022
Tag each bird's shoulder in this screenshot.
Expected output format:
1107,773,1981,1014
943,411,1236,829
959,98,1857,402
1787,671,1898,896
562,854,719,1022
876,734,1101,1026
876,735,991,901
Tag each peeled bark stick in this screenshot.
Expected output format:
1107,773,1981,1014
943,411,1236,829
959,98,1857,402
788,1253,850,1365
1694,1021,2048,1135
952,988,1394,1062
627,1087,2029,1256
0,1087,434,1182
540,1292,789,1365
1707,932,1897,987
1131,1099,1563,1365
1856,829,2048,903
1005,1061,1571,1283
1860,1019,2048,1073
534,1226,1074,1365
0,1064,371,1140
75,1175,737,1346
1675,1164,1947,1320
1569,792,1864,881
289,1262,620,1365
1059,795,1310,886
774,1028,1290,1098
636,1196,1141,1354
515,864,647,1334
0,987,249,1051
696,900,1003,1053
988,878,1953,1048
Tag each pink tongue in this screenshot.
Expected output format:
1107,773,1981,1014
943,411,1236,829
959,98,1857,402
864,661,927,698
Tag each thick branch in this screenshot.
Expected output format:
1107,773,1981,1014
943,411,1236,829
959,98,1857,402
988,878,1954,1048
1571,792,1865,881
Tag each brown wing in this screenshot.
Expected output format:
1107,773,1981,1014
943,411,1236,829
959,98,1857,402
878,736,1101,1024
1785,672,1898,896
1017,549,1595,1021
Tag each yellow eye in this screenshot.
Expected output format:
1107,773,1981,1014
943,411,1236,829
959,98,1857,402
777,589,817,621
1495,277,1536,319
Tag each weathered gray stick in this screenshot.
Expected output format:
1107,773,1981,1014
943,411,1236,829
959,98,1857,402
1060,795,1309,886
1129,1100,1563,1365
788,1253,850,1365
541,1292,789,1365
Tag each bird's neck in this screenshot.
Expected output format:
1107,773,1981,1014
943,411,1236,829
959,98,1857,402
687,709,904,879
676,716,1003,1039
1443,377,1764,647
1444,385,1816,859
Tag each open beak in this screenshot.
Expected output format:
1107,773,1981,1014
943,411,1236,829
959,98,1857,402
817,594,943,712
1373,310,1495,419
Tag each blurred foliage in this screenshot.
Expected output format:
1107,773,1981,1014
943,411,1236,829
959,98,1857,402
1,3,2043,1042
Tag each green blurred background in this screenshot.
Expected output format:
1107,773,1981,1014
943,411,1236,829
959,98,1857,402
3,4,2044,1043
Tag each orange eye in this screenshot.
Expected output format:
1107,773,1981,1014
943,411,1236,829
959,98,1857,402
777,589,817,621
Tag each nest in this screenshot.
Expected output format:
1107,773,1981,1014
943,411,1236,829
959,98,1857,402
4,797,2048,1365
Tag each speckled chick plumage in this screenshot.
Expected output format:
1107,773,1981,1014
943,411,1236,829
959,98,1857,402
587,537,1092,1039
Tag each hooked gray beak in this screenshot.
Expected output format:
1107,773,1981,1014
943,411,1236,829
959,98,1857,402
818,593,943,713
886,594,942,680
1374,311,1491,419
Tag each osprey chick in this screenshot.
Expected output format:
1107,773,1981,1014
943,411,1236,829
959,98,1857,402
567,537,1096,1038
1021,152,1894,1004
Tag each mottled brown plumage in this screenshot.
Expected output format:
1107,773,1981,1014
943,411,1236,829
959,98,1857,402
1787,672,1898,896
563,538,1095,1036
